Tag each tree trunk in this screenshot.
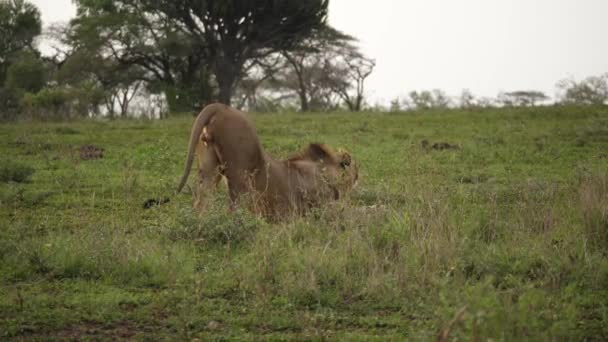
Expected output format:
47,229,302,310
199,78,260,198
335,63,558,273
294,66,310,112
120,90,128,118
105,95,115,119
218,80,233,106
355,94,363,112
298,90,309,112
284,53,310,112
215,56,240,106
345,100,354,112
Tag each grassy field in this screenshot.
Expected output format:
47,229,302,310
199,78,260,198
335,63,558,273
1,106,607,340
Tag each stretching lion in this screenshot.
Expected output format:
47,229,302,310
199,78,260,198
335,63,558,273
176,103,358,220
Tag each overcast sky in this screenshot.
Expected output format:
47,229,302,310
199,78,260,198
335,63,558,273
31,0,608,104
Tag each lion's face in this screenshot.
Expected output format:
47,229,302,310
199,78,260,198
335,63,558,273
335,149,359,193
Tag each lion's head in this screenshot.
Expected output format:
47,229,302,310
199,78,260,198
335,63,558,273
336,147,359,191
289,143,359,198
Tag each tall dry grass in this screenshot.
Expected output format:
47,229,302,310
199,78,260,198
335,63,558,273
236,185,463,306
579,171,608,252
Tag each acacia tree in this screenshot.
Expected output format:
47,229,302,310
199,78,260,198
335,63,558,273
271,26,374,112
322,45,375,112
498,91,549,107
71,0,329,108
274,60,339,111
278,26,353,111
170,0,329,105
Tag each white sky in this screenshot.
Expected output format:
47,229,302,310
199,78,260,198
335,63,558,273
31,0,608,104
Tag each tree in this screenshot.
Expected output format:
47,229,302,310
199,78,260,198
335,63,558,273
4,51,46,93
323,43,375,112
498,90,549,107
56,48,146,118
389,97,402,112
459,89,476,109
278,26,353,111
69,1,215,112
0,0,42,118
431,89,450,108
0,0,41,81
172,0,330,105
274,53,339,111
20,82,106,120
557,74,608,105
232,55,282,111
72,0,329,108
408,89,450,110
409,91,431,109
266,26,374,112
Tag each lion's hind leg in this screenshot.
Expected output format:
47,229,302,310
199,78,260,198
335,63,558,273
194,140,222,213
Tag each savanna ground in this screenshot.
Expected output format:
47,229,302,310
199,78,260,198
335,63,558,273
1,106,607,340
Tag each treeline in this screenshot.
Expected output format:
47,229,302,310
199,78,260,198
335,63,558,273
386,73,608,112
1,1,606,121
0,0,375,120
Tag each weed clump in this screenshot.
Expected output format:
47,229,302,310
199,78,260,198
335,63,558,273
169,196,263,247
0,160,34,183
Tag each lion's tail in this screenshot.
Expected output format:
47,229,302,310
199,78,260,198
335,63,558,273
176,104,221,194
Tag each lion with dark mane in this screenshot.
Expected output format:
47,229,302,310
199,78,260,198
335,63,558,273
176,103,358,220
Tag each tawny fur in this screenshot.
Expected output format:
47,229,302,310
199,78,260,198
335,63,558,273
176,103,358,220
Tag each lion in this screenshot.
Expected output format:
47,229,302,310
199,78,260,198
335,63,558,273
176,103,358,220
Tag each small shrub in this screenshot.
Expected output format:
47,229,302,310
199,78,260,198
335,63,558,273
170,196,262,246
20,83,105,120
0,160,34,183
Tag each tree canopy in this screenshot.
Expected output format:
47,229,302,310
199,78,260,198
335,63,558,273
0,0,43,118
0,0,41,81
71,0,329,108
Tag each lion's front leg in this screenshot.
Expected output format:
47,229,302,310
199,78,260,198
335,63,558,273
194,167,223,214
225,170,263,215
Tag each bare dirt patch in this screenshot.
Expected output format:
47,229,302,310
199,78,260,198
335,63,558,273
54,321,142,340
79,145,105,160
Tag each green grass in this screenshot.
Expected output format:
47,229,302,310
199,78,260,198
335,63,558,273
1,105,607,340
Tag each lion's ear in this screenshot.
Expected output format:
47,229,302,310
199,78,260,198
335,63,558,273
305,143,336,163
